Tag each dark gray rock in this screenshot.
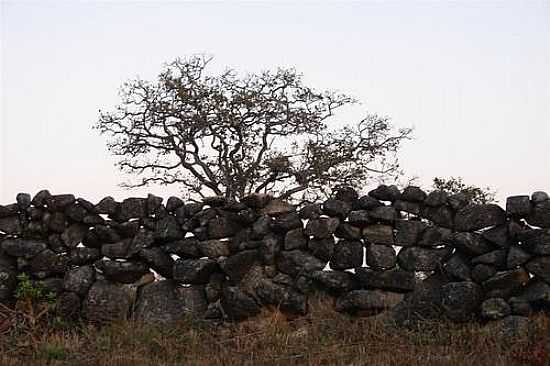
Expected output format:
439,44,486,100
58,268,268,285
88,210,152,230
424,190,448,207
284,228,308,250
525,257,550,283
492,316,533,340
447,192,470,211
270,212,302,233
348,210,372,227
471,264,497,283
483,268,530,299
83,280,133,323
0,204,19,218
198,239,231,259
258,234,282,265
0,265,17,301
418,226,452,247
95,259,150,283
56,292,81,319
401,186,427,202
450,232,493,256
134,281,206,323
101,240,131,259
45,194,76,212
16,193,31,210
531,191,549,203
221,286,261,321
44,211,67,233
394,220,427,246
95,196,119,215
397,246,452,271
520,229,550,255
277,250,326,277
444,252,472,281
0,216,22,235
334,186,359,203
481,225,510,248
440,281,483,322
355,268,416,292
30,249,68,274
323,199,351,218
308,237,335,262
146,194,163,215
219,249,259,282
366,244,396,270
64,265,95,296
304,217,339,239
173,258,218,284
68,247,101,266
153,216,183,242
82,214,104,225
61,224,89,248
508,297,532,316
518,279,550,308
506,196,531,217
65,203,88,222
472,250,507,269
393,200,421,215
1,238,47,258
330,240,363,270
335,289,404,313
421,205,454,228
128,229,155,256
166,196,184,213
31,189,52,207
250,215,272,239
310,270,356,293
368,185,401,202
94,225,121,244
334,223,362,240
369,206,399,224
363,224,394,245
118,198,147,221
256,279,307,315
161,238,201,258
298,203,322,219
455,204,506,231
139,247,175,278
507,246,532,268
208,215,239,239
388,273,448,325
356,195,384,210
480,298,511,320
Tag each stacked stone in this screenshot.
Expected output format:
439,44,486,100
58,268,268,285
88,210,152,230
0,185,548,325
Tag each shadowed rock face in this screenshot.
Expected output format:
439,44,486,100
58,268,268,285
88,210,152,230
0,185,549,326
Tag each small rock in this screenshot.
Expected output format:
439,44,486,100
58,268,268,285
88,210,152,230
440,281,483,322
401,186,427,202
397,246,452,271
355,268,416,292
173,258,218,284
481,298,511,320
323,199,351,218
64,265,95,296
366,244,396,270
506,196,531,217
363,224,394,245
335,290,404,313
330,240,364,270
368,185,401,202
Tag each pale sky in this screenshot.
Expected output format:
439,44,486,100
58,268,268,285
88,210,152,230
1,1,549,204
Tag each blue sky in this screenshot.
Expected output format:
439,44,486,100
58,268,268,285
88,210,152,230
1,1,549,203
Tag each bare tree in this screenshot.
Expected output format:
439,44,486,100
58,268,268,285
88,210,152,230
96,55,412,201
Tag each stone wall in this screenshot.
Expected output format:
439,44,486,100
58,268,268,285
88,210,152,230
0,186,549,325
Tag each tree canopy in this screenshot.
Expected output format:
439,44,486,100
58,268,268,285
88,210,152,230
96,55,412,201
432,176,497,204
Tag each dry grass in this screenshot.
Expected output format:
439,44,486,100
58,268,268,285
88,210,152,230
1,295,549,366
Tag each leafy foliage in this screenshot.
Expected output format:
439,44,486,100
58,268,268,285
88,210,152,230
96,55,412,201
432,176,497,204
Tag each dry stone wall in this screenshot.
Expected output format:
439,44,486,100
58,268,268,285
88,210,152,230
0,185,549,325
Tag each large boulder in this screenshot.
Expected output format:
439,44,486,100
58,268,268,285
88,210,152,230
330,240,363,270
366,244,396,270
277,250,326,277
440,281,483,322
1,238,47,258
394,220,427,246
94,259,150,284
64,265,96,296
173,258,218,284
397,246,452,271
355,268,416,292
454,204,506,231
221,286,261,321
134,280,207,323
335,289,404,313
255,279,307,315
83,280,134,323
